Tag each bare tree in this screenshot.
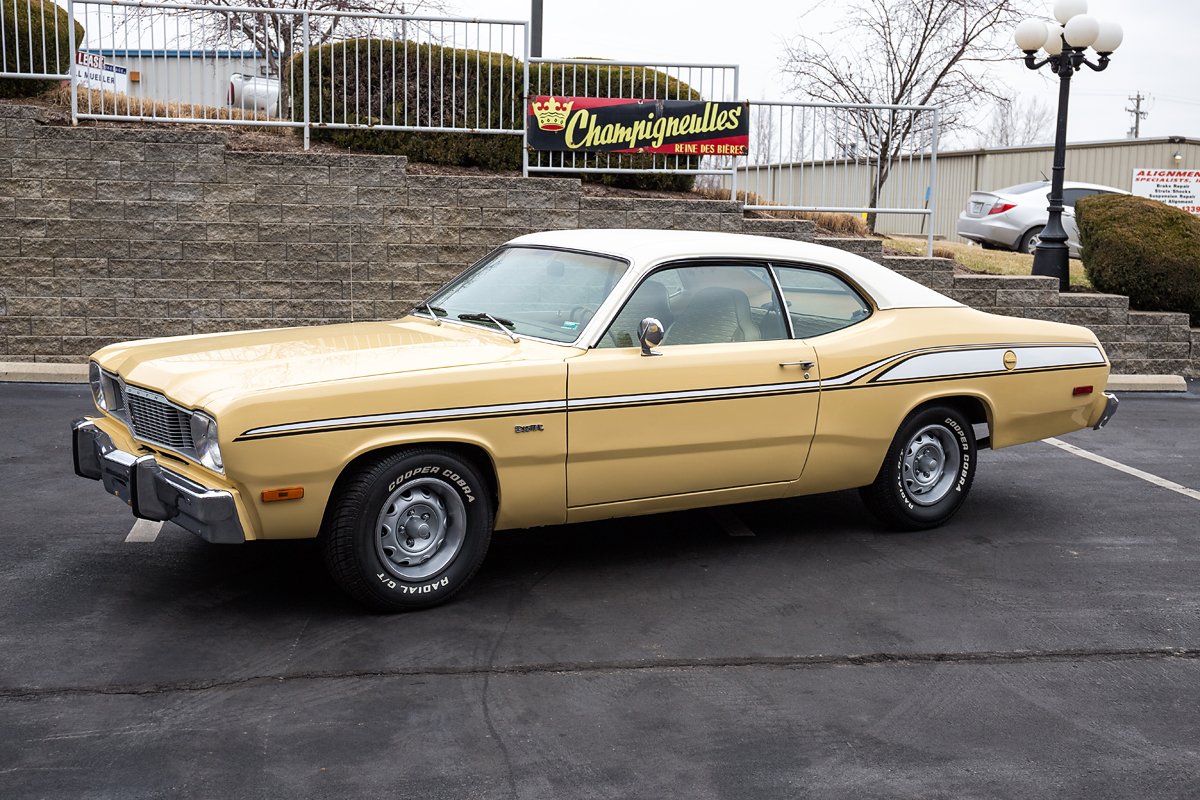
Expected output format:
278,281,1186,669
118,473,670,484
782,0,1034,228
981,96,1054,147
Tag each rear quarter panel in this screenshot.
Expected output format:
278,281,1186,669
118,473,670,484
797,306,1110,494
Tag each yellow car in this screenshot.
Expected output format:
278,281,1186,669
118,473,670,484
72,230,1118,610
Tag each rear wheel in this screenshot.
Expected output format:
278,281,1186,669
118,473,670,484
1019,225,1044,255
321,448,493,611
860,405,977,531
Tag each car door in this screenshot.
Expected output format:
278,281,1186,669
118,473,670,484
565,262,820,508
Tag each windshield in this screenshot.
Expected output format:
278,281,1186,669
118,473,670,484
422,246,630,343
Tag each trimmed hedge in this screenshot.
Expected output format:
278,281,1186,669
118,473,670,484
285,40,699,190
1077,194,1200,325
0,0,83,98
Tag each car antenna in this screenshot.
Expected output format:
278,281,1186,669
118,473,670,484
1039,169,1049,181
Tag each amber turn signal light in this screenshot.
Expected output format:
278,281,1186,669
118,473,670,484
261,487,304,502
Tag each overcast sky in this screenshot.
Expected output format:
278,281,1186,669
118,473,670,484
448,0,1198,151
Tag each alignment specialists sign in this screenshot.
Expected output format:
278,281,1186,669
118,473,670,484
527,96,749,156
1132,168,1200,214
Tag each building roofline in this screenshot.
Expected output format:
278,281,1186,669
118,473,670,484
939,135,1200,158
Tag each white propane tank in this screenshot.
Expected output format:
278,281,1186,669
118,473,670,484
228,73,280,114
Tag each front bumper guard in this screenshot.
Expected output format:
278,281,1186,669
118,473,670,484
1093,391,1119,430
72,418,245,544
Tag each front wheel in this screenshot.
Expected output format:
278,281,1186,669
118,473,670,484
859,405,977,531
321,448,494,611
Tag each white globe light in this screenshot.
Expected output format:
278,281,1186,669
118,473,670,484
1043,23,1065,55
1014,18,1051,51
1053,0,1088,24
1064,13,1099,48
1093,19,1124,53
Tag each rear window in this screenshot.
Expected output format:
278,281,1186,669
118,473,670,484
996,181,1048,194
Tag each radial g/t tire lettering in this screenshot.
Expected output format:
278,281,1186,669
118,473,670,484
860,405,977,531
321,448,493,611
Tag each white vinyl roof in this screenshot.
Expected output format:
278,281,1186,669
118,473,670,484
508,229,960,311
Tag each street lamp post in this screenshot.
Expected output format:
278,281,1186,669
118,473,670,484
1014,1,1123,292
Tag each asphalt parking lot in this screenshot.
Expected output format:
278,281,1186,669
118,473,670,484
2,381,1198,799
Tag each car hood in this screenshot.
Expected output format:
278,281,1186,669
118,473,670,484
93,318,577,411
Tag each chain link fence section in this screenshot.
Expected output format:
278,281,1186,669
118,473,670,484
523,58,739,183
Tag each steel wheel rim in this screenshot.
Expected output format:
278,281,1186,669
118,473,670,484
375,477,466,581
901,424,961,506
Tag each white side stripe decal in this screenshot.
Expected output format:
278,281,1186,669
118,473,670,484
875,346,1105,383
242,400,567,437
567,380,819,409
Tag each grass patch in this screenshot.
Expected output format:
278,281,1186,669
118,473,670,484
886,237,1091,288
45,84,286,126
692,187,869,236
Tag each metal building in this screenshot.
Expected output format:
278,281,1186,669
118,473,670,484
736,135,1200,242
78,49,273,111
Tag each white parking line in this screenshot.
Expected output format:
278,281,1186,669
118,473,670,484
1044,437,1200,502
125,519,163,543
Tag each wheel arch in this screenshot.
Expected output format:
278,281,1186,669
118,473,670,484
906,393,994,449
318,439,500,537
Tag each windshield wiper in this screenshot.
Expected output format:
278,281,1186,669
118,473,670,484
414,303,446,325
457,311,519,343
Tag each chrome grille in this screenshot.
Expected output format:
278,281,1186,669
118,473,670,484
125,386,193,452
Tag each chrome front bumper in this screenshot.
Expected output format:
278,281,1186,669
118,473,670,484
1093,392,1119,430
72,418,245,544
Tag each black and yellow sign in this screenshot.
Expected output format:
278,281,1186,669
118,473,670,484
527,96,749,156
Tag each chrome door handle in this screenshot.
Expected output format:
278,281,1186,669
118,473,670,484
780,361,816,370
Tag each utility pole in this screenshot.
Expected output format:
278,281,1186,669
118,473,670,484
531,0,543,57
1125,91,1148,138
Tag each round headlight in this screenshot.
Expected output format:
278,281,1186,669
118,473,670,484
190,412,224,473
88,362,107,411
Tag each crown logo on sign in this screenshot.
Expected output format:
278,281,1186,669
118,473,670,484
532,97,574,131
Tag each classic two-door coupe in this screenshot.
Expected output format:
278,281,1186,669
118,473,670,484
73,229,1118,610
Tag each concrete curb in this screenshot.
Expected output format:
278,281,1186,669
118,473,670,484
1106,374,1189,393
0,362,88,383
0,362,1189,393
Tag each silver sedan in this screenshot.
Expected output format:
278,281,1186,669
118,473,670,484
956,180,1126,257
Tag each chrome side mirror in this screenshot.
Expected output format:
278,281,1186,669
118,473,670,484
638,317,665,357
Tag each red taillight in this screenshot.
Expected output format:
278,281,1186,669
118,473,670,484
988,202,1017,215
1073,385,1094,396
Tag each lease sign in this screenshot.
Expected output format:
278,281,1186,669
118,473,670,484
527,96,749,155
1132,168,1200,214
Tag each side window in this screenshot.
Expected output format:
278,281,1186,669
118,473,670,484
1062,188,1094,208
598,264,787,348
772,265,871,339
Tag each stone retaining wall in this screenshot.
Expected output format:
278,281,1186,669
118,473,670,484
1,104,1197,376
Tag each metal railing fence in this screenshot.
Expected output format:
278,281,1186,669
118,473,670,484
732,100,940,254
64,0,526,149
1,0,73,80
